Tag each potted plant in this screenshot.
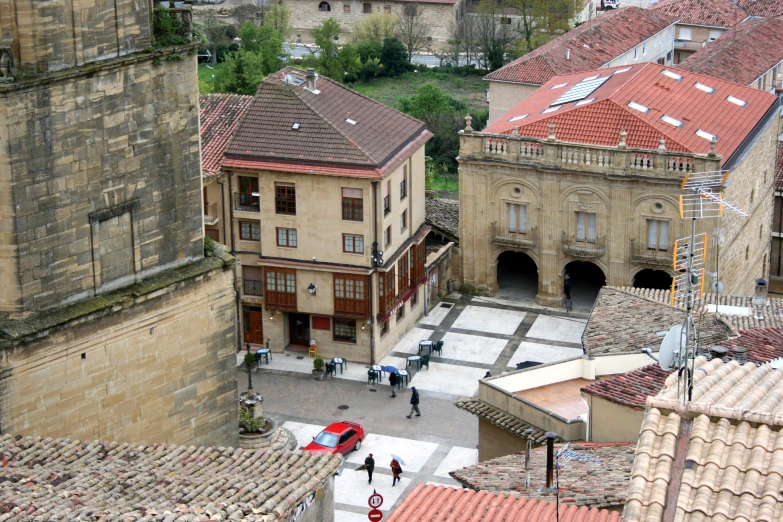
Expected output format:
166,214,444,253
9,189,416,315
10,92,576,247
312,356,326,381
296,34,302,43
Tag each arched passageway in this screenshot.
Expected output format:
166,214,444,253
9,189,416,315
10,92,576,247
564,261,605,310
633,269,673,290
496,251,538,303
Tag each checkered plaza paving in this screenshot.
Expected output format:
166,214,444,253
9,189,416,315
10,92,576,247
246,296,588,518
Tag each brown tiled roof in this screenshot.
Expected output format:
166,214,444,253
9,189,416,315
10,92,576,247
581,365,672,410
734,0,783,16
650,0,746,28
485,8,677,85
450,443,635,508
0,433,342,521
199,94,253,177
582,287,733,356
225,68,429,171
425,197,459,241
723,326,783,363
455,397,555,445
677,17,783,86
388,484,623,522
624,357,783,522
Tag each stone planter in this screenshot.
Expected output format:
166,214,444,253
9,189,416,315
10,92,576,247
312,369,325,381
239,418,279,450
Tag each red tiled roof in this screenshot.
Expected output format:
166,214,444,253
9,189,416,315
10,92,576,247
221,158,383,179
485,62,777,163
734,0,783,17
484,7,677,85
581,365,672,410
386,484,623,522
650,0,746,28
199,94,253,176
677,17,783,87
723,327,783,364
398,0,456,4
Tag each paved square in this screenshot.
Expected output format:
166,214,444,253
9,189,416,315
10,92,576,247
345,433,439,473
450,305,526,335
390,327,434,355
507,341,584,367
433,447,478,478
409,361,488,397
438,332,508,364
335,468,412,511
283,421,324,449
526,315,587,344
418,303,454,326
336,511,370,522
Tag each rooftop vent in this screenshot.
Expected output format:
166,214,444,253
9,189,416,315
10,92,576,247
661,70,682,81
567,48,571,60
710,345,728,362
305,68,320,93
695,129,717,141
575,98,595,106
732,345,748,365
509,113,529,122
292,122,301,130
726,95,747,107
551,76,609,106
550,82,569,89
612,67,632,74
693,82,715,94
346,118,357,125
628,101,650,113
660,115,684,128
580,75,600,82
542,106,561,114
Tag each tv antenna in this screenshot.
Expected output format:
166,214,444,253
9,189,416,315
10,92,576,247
670,163,750,405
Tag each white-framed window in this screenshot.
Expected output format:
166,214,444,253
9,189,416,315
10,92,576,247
679,27,692,41
708,29,722,41
507,204,528,234
647,219,669,251
576,212,597,244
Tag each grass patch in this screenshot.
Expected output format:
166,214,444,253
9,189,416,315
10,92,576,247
198,63,229,93
431,172,458,193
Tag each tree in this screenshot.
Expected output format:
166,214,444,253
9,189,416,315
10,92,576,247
238,22,284,74
217,49,268,94
474,3,515,70
400,84,453,120
357,40,383,62
380,37,407,76
354,12,399,43
395,6,430,61
311,17,342,59
502,0,574,53
264,1,292,41
233,3,264,28
448,15,479,66
338,44,363,82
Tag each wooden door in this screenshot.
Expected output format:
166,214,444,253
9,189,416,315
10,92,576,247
288,313,310,346
244,306,264,345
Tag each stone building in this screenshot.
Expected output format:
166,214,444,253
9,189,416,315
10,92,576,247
484,7,677,124
202,68,432,363
458,62,779,307
286,0,466,47
0,0,237,446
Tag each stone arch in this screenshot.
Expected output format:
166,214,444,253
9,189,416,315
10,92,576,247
632,268,673,290
318,1,331,10
563,260,606,310
495,250,539,303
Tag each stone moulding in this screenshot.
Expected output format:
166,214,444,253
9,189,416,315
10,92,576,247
0,248,234,348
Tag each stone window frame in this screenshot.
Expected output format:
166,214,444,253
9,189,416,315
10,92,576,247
499,196,533,236
88,200,142,294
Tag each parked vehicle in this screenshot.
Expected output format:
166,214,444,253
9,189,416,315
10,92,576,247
304,421,366,455
601,0,619,9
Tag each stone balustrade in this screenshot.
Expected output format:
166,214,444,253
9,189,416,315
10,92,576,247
460,129,721,179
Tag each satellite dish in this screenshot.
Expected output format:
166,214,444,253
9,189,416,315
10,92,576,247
659,325,685,371
712,280,724,293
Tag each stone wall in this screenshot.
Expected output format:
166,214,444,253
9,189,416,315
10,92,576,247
0,264,238,448
0,54,203,314
488,81,539,125
583,394,643,443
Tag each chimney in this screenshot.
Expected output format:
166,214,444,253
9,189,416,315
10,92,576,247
710,345,728,362
524,429,534,488
566,48,571,60
733,345,748,365
306,68,317,92
545,432,556,488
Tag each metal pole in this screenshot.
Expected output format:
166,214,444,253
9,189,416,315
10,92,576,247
545,432,556,488
524,429,534,488
683,218,696,405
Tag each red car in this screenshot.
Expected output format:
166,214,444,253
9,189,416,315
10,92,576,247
304,421,365,455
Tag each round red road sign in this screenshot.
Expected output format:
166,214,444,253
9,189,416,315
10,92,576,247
368,493,384,508
368,508,383,521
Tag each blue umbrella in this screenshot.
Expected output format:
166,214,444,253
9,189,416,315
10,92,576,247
391,454,406,465
381,366,399,373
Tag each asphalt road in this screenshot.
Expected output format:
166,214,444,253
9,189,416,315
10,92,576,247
287,44,477,67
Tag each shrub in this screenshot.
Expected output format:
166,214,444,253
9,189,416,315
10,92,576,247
380,37,408,77
204,236,216,257
313,356,325,371
239,408,266,433
153,7,189,48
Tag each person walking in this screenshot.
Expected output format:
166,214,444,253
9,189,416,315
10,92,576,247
564,272,572,300
406,386,421,418
364,453,375,484
390,458,403,487
389,372,398,398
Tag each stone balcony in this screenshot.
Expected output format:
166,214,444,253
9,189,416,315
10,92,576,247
630,239,672,267
492,225,538,250
204,203,219,226
562,234,606,258
458,125,722,180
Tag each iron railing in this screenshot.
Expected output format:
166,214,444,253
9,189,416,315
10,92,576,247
243,279,264,297
234,192,260,212
630,239,671,266
491,224,538,249
561,233,606,258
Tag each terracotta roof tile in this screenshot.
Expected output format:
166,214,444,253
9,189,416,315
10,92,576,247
485,63,778,163
225,68,428,170
450,443,635,508
0,432,342,521
677,17,783,87
650,0,746,28
388,484,623,522
455,397,556,445
582,365,673,410
199,94,253,176
734,0,783,16
485,8,677,85
425,197,459,240
624,357,783,522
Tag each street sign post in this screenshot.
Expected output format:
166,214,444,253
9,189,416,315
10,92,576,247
368,508,383,521
368,493,383,509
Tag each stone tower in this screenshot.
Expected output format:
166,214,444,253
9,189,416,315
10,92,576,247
0,0,238,446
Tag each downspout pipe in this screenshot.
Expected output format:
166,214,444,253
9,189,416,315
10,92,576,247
228,172,241,351
370,180,379,365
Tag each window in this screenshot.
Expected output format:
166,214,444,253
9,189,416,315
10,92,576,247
384,225,391,247
396,305,404,322
502,17,511,24
400,210,407,233
410,288,418,307
508,204,527,234
334,274,369,317
383,4,391,12
380,319,389,336
678,27,692,41
633,47,638,60
312,316,331,330
275,183,296,215
410,242,425,290
265,268,296,310
363,2,372,12
240,221,260,241
642,42,646,55
647,220,669,251
342,188,363,221
708,29,722,41
400,166,408,200
238,176,259,211
277,228,297,247
334,318,357,343
383,181,391,215
343,234,364,254
379,267,395,315
404,5,417,15
318,1,331,10
576,212,597,244
398,251,409,292
344,4,351,12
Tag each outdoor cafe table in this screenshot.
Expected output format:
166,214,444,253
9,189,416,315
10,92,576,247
370,364,383,380
255,348,271,365
406,355,421,371
418,340,433,355
332,357,347,374
397,369,409,388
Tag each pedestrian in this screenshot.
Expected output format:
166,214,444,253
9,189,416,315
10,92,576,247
365,453,375,484
484,371,492,379
565,298,573,312
564,272,572,300
390,458,403,487
389,371,398,398
406,386,421,418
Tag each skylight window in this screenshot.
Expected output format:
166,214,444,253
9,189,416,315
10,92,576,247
346,118,357,125
292,122,301,130
693,82,715,94
628,101,650,113
575,98,595,106
612,67,632,75
508,114,530,122
580,75,600,82
661,70,683,81
542,106,562,114
550,82,569,89
695,129,717,141
726,95,747,107
660,115,684,128
551,76,610,106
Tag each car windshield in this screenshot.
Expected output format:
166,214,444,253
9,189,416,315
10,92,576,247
313,432,339,448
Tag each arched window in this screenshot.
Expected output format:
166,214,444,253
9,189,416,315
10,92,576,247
318,1,331,11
